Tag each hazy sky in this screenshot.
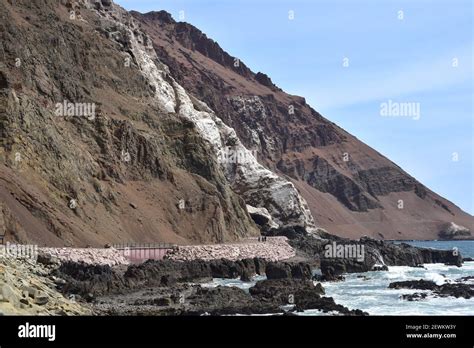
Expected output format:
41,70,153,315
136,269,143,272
116,0,473,214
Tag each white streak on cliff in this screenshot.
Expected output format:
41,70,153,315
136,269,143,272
85,0,318,233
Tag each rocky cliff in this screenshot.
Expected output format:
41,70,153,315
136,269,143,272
0,0,259,246
0,0,319,246
0,0,472,246
132,9,473,240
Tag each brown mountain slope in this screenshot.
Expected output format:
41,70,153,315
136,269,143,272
132,10,473,240
0,0,259,246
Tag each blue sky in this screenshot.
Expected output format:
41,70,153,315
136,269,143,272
116,0,473,214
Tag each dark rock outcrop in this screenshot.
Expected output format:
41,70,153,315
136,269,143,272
55,262,127,297
294,296,368,316
55,258,269,297
359,237,463,267
95,283,282,316
248,278,367,315
389,280,438,291
265,261,312,280
284,234,463,280
320,259,371,281
249,279,324,305
390,280,474,299
124,258,269,287
180,286,281,316
54,256,370,315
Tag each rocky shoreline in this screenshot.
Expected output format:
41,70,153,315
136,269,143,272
53,257,367,316
0,234,470,316
285,231,463,281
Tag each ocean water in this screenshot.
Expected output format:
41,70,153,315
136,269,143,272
201,275,266,291
318,262,474,315
317,240,474,315
201,241,474,315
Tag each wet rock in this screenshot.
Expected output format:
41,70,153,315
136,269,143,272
294,296,368,316
253,257,267,275
372,265,389,271
208,259,241,279
239,269,252,282
401,293,428,301
389,280,437,291
290,234,463,280
390,280,474,299
290,262,312,279
55,258,269,298
359,237,463,267
320,258,371,281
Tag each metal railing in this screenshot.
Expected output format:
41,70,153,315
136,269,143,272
111,243,177,263
111,242,176,250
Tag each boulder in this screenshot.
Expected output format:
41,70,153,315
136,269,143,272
246,205,278,229
389,280,437,290
265,262,292,279
290,262,312,279
390,279,474,299
294,296,368,315
265,262,312,280
439,222,471,240
34,294,49,305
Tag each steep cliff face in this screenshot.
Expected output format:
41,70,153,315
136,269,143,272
133,10,473,240
0,0,261,246
0,1,471,245
0,0,320,246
